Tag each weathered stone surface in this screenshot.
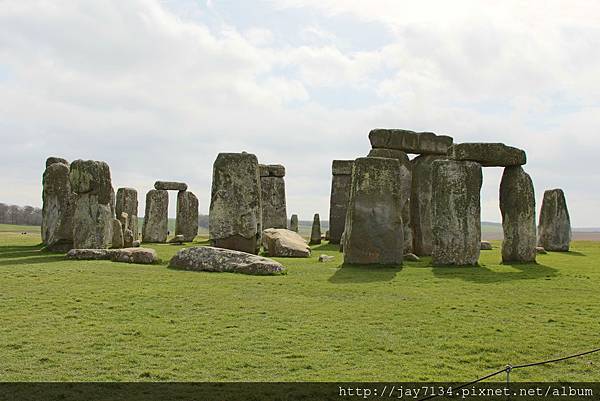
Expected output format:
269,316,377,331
332,160,354,176
404,253,420,262
142,189,168,243
343,157,404,265
209,152,262,254
259,164,285,177
500,166,537,263
69,160,113,204
431,160,482,266
115,188,138,240
118,212,129,232
329,161,353,244
169,246,286,275
132,240,141,247
175,190,199,242
261,176,287,230
169,234,185,244
309,213,321,245
154,181,188,191
289,214,299,232
339,230,345,252
111,219,124,249
367,148,410,167
450,143,526,167
411,155,447,256
72,193,113,249
402,200,413,254
480,241,493,250
66,248,111,260
318,254,335,262
535,246,547,255
46,157,69,168
262,228,310,258
42,161,74,250
369,129,453,155
110,248,159,264
123,228,134,248
538,189,571,252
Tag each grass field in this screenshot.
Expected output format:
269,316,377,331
0,224,599,382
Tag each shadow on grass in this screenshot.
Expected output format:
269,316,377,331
431,262,558,283
0,243,53,259
329,264,402,283
0,254,66,267
310,243,340,252
562,251,586,257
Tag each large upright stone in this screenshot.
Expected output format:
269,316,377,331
410,155,447,256
343,157,404,265
450,143,526,167
328,160,353,244
142,189,168,243
209,152,262,254
431,160,482,266
175,190,199,242
369,129,453,155
111,218,124,249
499,166,537,263
538,189,571,252
42,160,74,250
259,164,287,230
289,214,299,232
70,160,114,249
309,213,321,245
45,157,69,169
115,188,138,240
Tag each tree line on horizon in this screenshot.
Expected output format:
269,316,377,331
0,203,43,226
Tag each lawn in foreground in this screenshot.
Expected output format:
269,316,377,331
0,226,598,381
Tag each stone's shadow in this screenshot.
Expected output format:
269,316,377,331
0,243,66,266
431,262,558,284
328,264,402,284
562,251,586,257
0,254,66,267
310,243,340,252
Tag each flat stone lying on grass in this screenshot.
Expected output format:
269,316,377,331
404,253,420,262
262,228,310,258
154,181,188,191
369,129,453,155
169,235,185,244
535,246,548,255
318,254,335,262
66,248,159,264
480,241,493,250
449,143,526,167
169,246,286,275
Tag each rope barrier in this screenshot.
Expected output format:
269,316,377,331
417,347,600,401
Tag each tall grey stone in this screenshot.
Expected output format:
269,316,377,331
431,160,482,266
45,157,69,169
309,213,321,245
115,188,138,240
70,160,114,249
328,160,353,244
538,189,571,252
142,189,168,243
111,218,124,249
500,166,537,263
289,214,299,232
259,164,287,230
410,155,447,256
343,157,404,265
209,152,262,254
42,160,74,250
175,190,199,242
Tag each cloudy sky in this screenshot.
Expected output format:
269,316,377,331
1,0,599,226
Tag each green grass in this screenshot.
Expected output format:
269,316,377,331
0,224,599,382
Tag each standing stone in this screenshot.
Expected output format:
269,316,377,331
259,164,287,229
209,152,262,254
123,228,134,248
289,214,299,232
175,190,199,242
111,218,124,249
538,189,571,252
411,155,447,256
500,166,537,263
142,189,168,243
115,188,138,240
45,157,69,169
343,157,404,265
431,160,482,266
118,212,129,232
328,160,353,244
42,160,74,250
309,214,321,245
70,160,114,249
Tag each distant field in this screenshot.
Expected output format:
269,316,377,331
1,223,599,381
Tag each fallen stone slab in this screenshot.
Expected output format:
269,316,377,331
154,181,188,191
169,235,185,244
262,228,310,258
369,129,453,155
404,253,420,262
66,249,112,260
480,241,493,250
535,246,548,255
449,143,526,167
169,246,286,275
110,248,159,264
318,254,335,262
